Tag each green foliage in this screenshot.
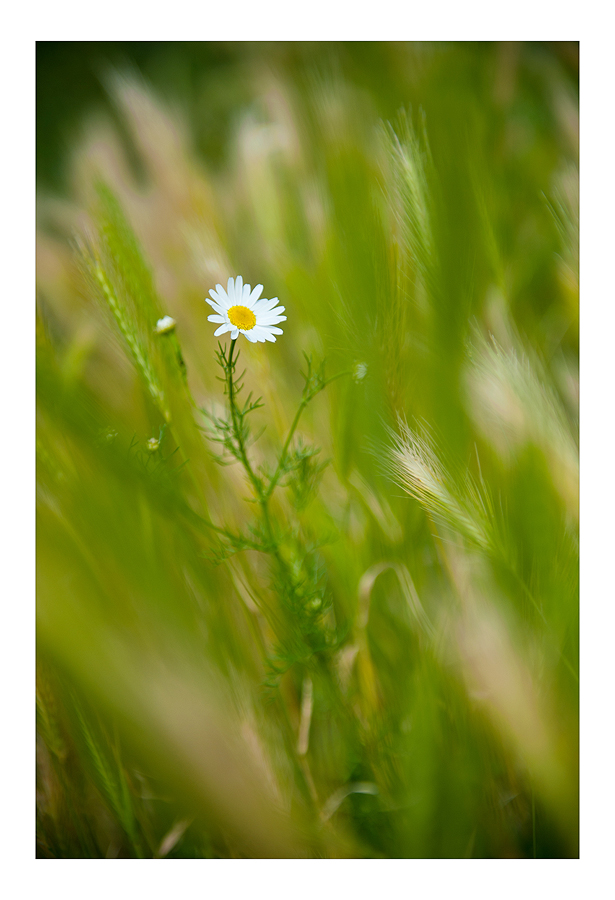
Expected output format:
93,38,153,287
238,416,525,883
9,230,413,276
37,42,578,858
202,341,342,675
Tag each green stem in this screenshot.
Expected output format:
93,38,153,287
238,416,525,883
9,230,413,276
228,335,236,405
227,338,262,497
225,341,298,589
225,341,278,558
265,369,347,501
265,398,309,499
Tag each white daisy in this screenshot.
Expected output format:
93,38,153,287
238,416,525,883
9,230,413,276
205,276,286,343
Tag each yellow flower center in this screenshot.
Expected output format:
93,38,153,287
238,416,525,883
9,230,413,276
228,305,256,331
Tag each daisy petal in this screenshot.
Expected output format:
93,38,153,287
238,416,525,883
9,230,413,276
266,326,284,335
264,332,277,342
252,300,270,314
259,315,287,325
249,284,264,305
207,314,226,323
231,328,239,340
244,330,258,342
236,275,243,297
227,277,235,297
214,323,232,336
253,298,280,314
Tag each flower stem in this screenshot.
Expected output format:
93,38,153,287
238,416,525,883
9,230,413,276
226,338,262,497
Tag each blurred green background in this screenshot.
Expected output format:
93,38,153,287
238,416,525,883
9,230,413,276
36,41,578,859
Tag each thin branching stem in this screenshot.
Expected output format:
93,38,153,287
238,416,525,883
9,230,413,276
265,399,309,499
265,367,347,499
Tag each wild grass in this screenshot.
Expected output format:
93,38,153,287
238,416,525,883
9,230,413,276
36,43,578,858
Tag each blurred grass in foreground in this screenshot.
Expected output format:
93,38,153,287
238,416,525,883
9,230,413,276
36,42,578,858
